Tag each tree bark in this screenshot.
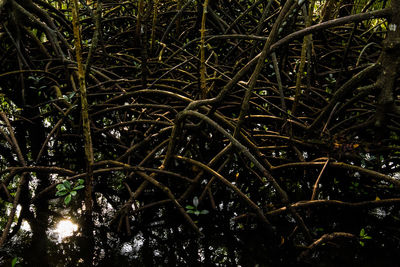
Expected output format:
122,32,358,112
375,0,400,127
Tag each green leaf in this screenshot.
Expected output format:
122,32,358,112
11,257,18,267
359,241,365,247
187,210,194,214
360,228,365,236
73,185,85,191
64,194,72,205
391,215,400,221
63,181,71,191
78,179,84,185
67,91,76,100
186,205,195,210
70,190,77,196
56,190,68,197
56,184,66,191
194,210,200,216
364,236,372,240
200,210,209,215
193,196,199,208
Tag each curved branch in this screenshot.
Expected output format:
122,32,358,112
272,161,400,188
271,8,392,51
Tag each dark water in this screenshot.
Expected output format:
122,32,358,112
2,194,400,267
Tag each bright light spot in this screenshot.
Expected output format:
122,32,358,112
21,220,31,231
54,219,78,240
389,23,397,31
121,243,133,254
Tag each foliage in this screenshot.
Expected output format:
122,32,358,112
11,257,18,267
359,228,372,247
55,179,85,206
185,196,209,216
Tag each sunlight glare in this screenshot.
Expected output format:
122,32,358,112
55,219,78,240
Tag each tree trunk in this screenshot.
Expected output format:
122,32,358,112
375,0,400,127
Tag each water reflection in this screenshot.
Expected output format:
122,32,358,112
21,221,31,232
53,219,78,242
